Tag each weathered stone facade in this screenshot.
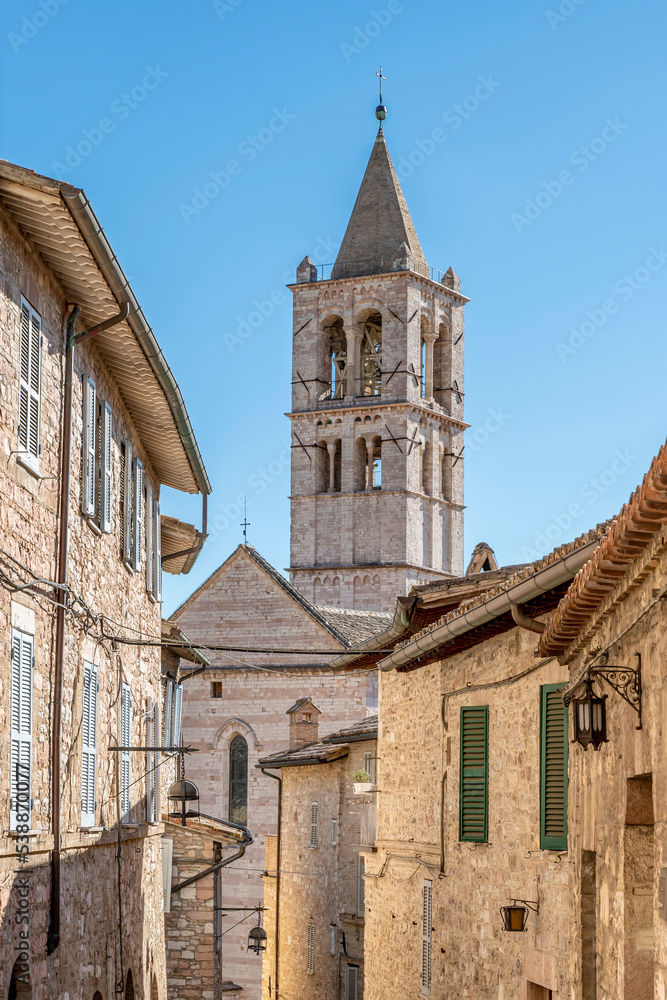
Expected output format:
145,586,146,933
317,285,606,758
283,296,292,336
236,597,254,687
0,163,208,999
258,717,378,1000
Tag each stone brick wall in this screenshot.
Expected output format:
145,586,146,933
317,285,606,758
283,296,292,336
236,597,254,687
260,740,376,1000
364,623,575,1000
0,200,169,997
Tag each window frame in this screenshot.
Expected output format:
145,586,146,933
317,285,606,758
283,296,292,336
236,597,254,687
228,734,248,826
81,660,98,828
345,964,359,1000
10,628,33,831
356,854,365,916
310,801,319,849
120,682,131,822
307,923,315,975
421,879,432,997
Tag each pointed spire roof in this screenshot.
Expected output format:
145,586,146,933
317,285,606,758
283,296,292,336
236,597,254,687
333,128,428,280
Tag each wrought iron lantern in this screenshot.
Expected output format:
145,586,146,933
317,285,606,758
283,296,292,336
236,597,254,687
500,898,538,932
500,904,528,932
168,779,200,826
572,677,607,751
248,924,267,954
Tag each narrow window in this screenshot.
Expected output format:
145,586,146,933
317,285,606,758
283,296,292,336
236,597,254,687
364,750,373,782
10,629,33,831
163,679,173,747
229,734,248,825
120,682,131,822
330,925,336,956
81,661,98,827
18,298,41,467
161,837,173,913
172,684,183,746
310,801,319,848
122,441,133,562
211,682,223,699
152,496,162,602
345,964,359,1000
82,377,97,516
421,880,432,996
356,855,365,916
360,314,382,396
540,684,568,850
146,484,154,596
420,338,426,398
100,402,112,532
331,818,338,846
132,458,143,571
307,923,315,974
459,706,489,843
146,696,156,824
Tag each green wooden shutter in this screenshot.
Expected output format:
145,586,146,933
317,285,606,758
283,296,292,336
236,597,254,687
540,684,569,850
459,706,488,843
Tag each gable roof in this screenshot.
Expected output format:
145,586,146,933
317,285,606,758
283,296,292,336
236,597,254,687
0,160,209,494
171,544,388,650
332,128,428,280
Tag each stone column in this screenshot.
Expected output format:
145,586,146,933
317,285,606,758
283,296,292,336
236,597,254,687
346,327,362,399
327,443,337,492
423,332,437,400
365,439,375,491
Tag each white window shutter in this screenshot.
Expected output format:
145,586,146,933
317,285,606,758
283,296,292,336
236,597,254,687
146,485,154,596
172,684,183,747
163,680,173,748
345,965,358,1000
154,700,161,819
19,301,42,464
330,925,336,955
421,880,432,996
100,403,112,532
153,498,162,603
332,818,338,846
146,698,156,823
10,630,33,831
356,855,365,916
81,662,98,826
132,459,143,571
123,442,133,561
310,802,319,848
161,838,174,913
120,683,131,821
310,923,315,968
82,378,97,516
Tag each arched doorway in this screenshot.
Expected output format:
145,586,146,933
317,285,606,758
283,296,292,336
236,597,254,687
93,993,103,1000
125,970,135,1000
7,960,31,999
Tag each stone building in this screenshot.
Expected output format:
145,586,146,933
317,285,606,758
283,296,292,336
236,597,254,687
288,124,468,613
170,545,388,996
0,160,209,999
258,712,378,1000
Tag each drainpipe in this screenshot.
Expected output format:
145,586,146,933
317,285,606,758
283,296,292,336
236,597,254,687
48,302,129,955
510,603,545,635
261,768,282,1000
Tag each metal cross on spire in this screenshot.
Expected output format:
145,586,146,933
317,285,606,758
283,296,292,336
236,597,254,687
241,495,250,543
376,67,386,104
375,67,387,125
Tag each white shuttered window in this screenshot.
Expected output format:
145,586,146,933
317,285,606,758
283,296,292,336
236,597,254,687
10,630,33,831
120,683,131,821
356,855,365,916
345,965,358,1000
421,880,432,996
18,299,41,467
82,377,97,516
122,442,133,561
172,684,183,747
153,497,162,602
146,697,156,823
81,661,98,826
307,923,315,974
132,459,143,571
100,402,112,532
310,802,319,848
161,838,173,913
163,680,173,748
146,486,154,596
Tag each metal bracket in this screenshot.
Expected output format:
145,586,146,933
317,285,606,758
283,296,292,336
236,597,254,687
589,652,642,730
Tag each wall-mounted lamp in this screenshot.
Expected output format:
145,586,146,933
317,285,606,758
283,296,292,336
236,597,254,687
248,924,267,954
500,899,539,932
567,652,642,749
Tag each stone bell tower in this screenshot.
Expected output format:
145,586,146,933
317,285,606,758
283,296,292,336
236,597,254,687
288,115,468,614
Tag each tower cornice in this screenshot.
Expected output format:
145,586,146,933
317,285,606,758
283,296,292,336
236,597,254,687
288,267,470,304
286,398,469,431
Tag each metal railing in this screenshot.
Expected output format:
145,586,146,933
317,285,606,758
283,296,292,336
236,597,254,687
312,259,449,284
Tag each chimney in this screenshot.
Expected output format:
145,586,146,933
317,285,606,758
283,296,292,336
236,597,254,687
286,698,322,750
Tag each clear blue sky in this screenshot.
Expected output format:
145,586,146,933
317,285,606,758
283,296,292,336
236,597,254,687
2,0,666,614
